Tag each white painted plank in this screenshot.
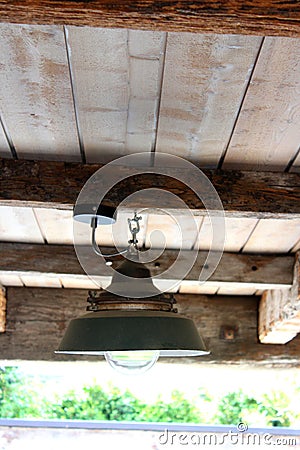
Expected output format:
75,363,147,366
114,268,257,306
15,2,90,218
153,279,180,293
155,33,262,166
0,206,44,243
179,281,219,294
224,37,300,171
66,27,165,163
194,217,258,252
0,23,80,161
0,274,23,286
21,275,62,287
34,209,74,244
0,120,11,158
60,275,108,289
243,219,300,253
145,213,202,250
217,285,256,295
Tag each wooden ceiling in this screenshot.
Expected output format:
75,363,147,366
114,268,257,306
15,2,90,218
0,25,300,169
0,24,300,288
0,1,300,363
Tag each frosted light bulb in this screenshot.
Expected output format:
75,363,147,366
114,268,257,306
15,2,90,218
104,350,159,374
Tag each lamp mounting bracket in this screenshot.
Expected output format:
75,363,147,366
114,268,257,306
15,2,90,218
86,290,177,313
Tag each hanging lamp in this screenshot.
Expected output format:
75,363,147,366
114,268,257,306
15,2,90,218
56,211,209,374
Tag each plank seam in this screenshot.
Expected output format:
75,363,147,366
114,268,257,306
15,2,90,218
286,145,300,173
151,32,168,164
63,26,86,164
239,219,261,254
0,113,17,159
217,36,265,170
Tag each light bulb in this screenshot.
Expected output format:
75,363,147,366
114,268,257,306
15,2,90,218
104,350,159,374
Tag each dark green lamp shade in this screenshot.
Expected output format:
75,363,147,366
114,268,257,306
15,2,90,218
56,310,209,357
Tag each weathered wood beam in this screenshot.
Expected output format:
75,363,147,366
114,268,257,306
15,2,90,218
1,159,300,219
0,1,299,37
2,287,300,366
0,243,294,291
0,284,6,332
259,251,300,344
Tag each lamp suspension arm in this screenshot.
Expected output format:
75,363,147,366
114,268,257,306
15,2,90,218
91,217,128,258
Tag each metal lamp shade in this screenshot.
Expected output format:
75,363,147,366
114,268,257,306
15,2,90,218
73,203,116,225
56,310,209,357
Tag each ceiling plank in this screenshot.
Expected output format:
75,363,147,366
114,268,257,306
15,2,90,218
0,206,44,243
155,33,262,167
1,159,300,219
0,23,81,161
194,217,259,252
0,243,294,292
0,1,299,37
65,27,165,163
223,37,300,171
3,287,300,365
242,218,300,253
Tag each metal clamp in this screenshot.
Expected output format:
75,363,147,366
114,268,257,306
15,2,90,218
128,212,142,246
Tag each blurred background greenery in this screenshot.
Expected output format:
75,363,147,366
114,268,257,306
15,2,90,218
0,365,299,427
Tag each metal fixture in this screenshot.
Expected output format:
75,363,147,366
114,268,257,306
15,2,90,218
57,209,209,374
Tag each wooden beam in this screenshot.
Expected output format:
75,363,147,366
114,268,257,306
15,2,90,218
2,287,300,366
0,243,294,292
259,251,300,344
0,1,299,37
1,159,300,219
0,284,6,332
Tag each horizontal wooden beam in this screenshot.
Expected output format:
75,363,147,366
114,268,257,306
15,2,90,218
0,243,294,293
259,252,300,344
1,159,300,219
0,1,299,37
2,287,300,366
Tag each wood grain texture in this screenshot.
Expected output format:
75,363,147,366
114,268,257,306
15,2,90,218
0,286,6,332
259,289,300,343
0,1,300,37
0,243,294,290
155,33,262,167
66,27,165,163
223,37,300,171
2,287,300,365
1,159,300,219
0,23,80,161
243,218,300,253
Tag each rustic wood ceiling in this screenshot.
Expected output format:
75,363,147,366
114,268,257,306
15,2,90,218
0,23,300,293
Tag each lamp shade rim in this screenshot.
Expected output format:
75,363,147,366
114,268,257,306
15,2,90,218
57,312,208,355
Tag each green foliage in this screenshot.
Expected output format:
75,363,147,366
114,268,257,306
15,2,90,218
141,390,202,423
214,390,259,425
257,391,293,427
0,367,298,427
47,386,147,421
0,367,42,418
